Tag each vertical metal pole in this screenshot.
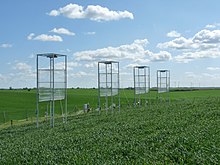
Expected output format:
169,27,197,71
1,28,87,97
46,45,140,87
168,70,170,104
144,67,147,108
157,70,159,104
98,62,101,113
118,62,120,112
36,55,39,128
166,71,168,103
148,67,151,108
65,55,67,123
52,56,55,128
138,67,140,107
160,71,162,103
49,56,55,128
133,67,136,107
105,63,108,112
111,62,113,112
49,57,52,127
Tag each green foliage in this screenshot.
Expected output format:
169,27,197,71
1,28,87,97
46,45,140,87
1,88,220,124
0,97,219,164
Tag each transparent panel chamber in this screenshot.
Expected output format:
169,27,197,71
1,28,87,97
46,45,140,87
98,61,120,112
36,53,67,128
133,66,150,107
157,70,170,93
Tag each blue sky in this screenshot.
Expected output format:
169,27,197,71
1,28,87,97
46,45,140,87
1,0,220,88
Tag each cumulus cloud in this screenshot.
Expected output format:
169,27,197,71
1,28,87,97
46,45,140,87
205,23,220,29
48,3,134,21
192,29,220,44
174,48,220,63
14,62,32,72
158,29,220,50
75,39,149,61
84,62,97,68
157,37,195,50
167,30,181,38
50,28,75,36
205,24,216,29
27,33,35,40
74,38,171,66
158,29,220,63
148,51,172,62
125,63,142,68
0,43,12,48
27,33,63,42
207,67,220,71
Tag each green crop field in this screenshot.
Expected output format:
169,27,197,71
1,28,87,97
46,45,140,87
1,88,220,124
0,89,219,164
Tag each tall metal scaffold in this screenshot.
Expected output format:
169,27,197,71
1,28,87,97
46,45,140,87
133,66,150,108
36,53,67,128
157,70,170,103
98,61,120,112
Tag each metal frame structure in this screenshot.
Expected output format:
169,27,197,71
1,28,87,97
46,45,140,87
157,70,170,103
36,53,67,128
133,66,150,107
98,61,120,112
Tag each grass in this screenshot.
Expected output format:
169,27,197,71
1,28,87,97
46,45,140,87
0,96,219,164
1,88,220,124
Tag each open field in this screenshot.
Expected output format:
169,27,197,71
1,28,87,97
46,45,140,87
1,88,220,125
0,95,219,164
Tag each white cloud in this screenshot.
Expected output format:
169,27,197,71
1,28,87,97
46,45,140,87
27,33,63,42
158,29,220,63
193,29,220,44
205,24,216,29
6,62,35,88
27,33,35,40
157,37,195,50
14,62,32,72
67,62,81,70
174,49,220,63
48,3,134,22
49,10,60,16
146,50,172,62
0,43,12,48
207,67,220,71
75,39,149,62
158,29,220,50
167,30,181,38
74,38,171,66
125,63,141,68
84,62,97,68
205,23,220,29
60,49,71,53
84,32,96,35
133,58,150,64
50,28,75,36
